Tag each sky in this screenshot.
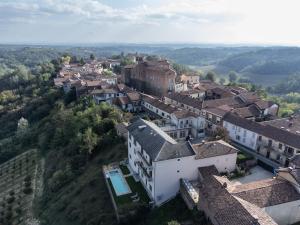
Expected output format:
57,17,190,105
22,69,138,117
1,0,300,45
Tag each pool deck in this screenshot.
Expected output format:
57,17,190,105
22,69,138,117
108,168,132,196
102,163,120,223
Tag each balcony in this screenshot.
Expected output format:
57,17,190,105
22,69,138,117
137,162,153,181
137,151,153,169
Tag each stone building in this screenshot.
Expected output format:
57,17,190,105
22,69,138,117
122,58,177,96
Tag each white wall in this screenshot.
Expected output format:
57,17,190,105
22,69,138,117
142,101,171,119
223,121,258,150
128,134,141,174
153,153,237,205
264,200,300,225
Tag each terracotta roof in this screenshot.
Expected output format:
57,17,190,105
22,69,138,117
165,93,203,110
232,105,260,118
202,97,244,109
198,166,278,225
192,140,237,160
127,92,141,102
238,92,260,104
231,178,300,208
262,115,300,136
142,95,177,114
198,165,219,178
198,166,271,225
204,107,229,117
211,87,234,97
254,100,276,110
172,110,198,119
117,96,129,105
180,89,205,95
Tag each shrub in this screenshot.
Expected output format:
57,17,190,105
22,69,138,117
6,196,15,204
23,187,33,194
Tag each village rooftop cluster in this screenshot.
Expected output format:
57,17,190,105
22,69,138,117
54,54,300,225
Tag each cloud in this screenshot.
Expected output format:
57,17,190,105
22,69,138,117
1,0,300,45
0,0,237,25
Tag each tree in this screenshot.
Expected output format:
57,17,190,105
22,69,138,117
61,56,71,65
81,128,98,155
205,71,216,82
219,77,226,85
90,54,95,60
212,127,229,142
70,56,78,64
79,58,85,66
228,71,238,83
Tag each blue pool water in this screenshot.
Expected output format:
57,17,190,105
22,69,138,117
109,170,131,196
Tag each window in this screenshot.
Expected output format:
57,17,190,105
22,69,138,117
177,170,180,173
177,159,180,161
129,142,132,148
236,135,240,141
242,138,246,143
258,136,262,141
149,185,152,191
129,154,132,159
243,130,247,137
162,112,165,117
180,131,185,138
268,140,272,147
278,143,283,150
276,154,281,161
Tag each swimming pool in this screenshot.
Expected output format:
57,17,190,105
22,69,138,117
108,169,131,196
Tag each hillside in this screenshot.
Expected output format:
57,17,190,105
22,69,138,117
0,46,203,225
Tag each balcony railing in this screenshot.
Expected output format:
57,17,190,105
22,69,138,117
137,162,153,181
137,151,153,169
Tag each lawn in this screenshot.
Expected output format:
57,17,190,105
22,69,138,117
143,196,205,225
237,151,254,164
107,175,150,206
120,164,130,175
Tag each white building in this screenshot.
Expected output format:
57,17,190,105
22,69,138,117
141,95,177,119
223,113,300,167
127,118,237,206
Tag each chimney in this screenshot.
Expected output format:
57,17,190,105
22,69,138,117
222,182,227,189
